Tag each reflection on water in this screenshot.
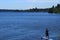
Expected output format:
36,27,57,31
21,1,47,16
0,12,60,40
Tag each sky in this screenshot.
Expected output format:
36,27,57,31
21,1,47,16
0,0,60,9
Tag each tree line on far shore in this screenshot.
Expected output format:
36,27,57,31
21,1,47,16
48,4,60,13
0,4,60,13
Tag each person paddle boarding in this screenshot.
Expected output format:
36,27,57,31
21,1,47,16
45,28,49,40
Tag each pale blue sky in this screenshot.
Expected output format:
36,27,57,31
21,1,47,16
0,0,60,9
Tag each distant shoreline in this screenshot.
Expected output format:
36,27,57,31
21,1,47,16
0,4,60,13
0,8,49,12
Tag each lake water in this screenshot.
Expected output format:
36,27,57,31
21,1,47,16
0,12,60,40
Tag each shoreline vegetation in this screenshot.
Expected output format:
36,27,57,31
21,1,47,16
0,8,49,12
0,4,60,13
48,4,60,13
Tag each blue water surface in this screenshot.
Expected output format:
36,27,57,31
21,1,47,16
0,12,60,40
